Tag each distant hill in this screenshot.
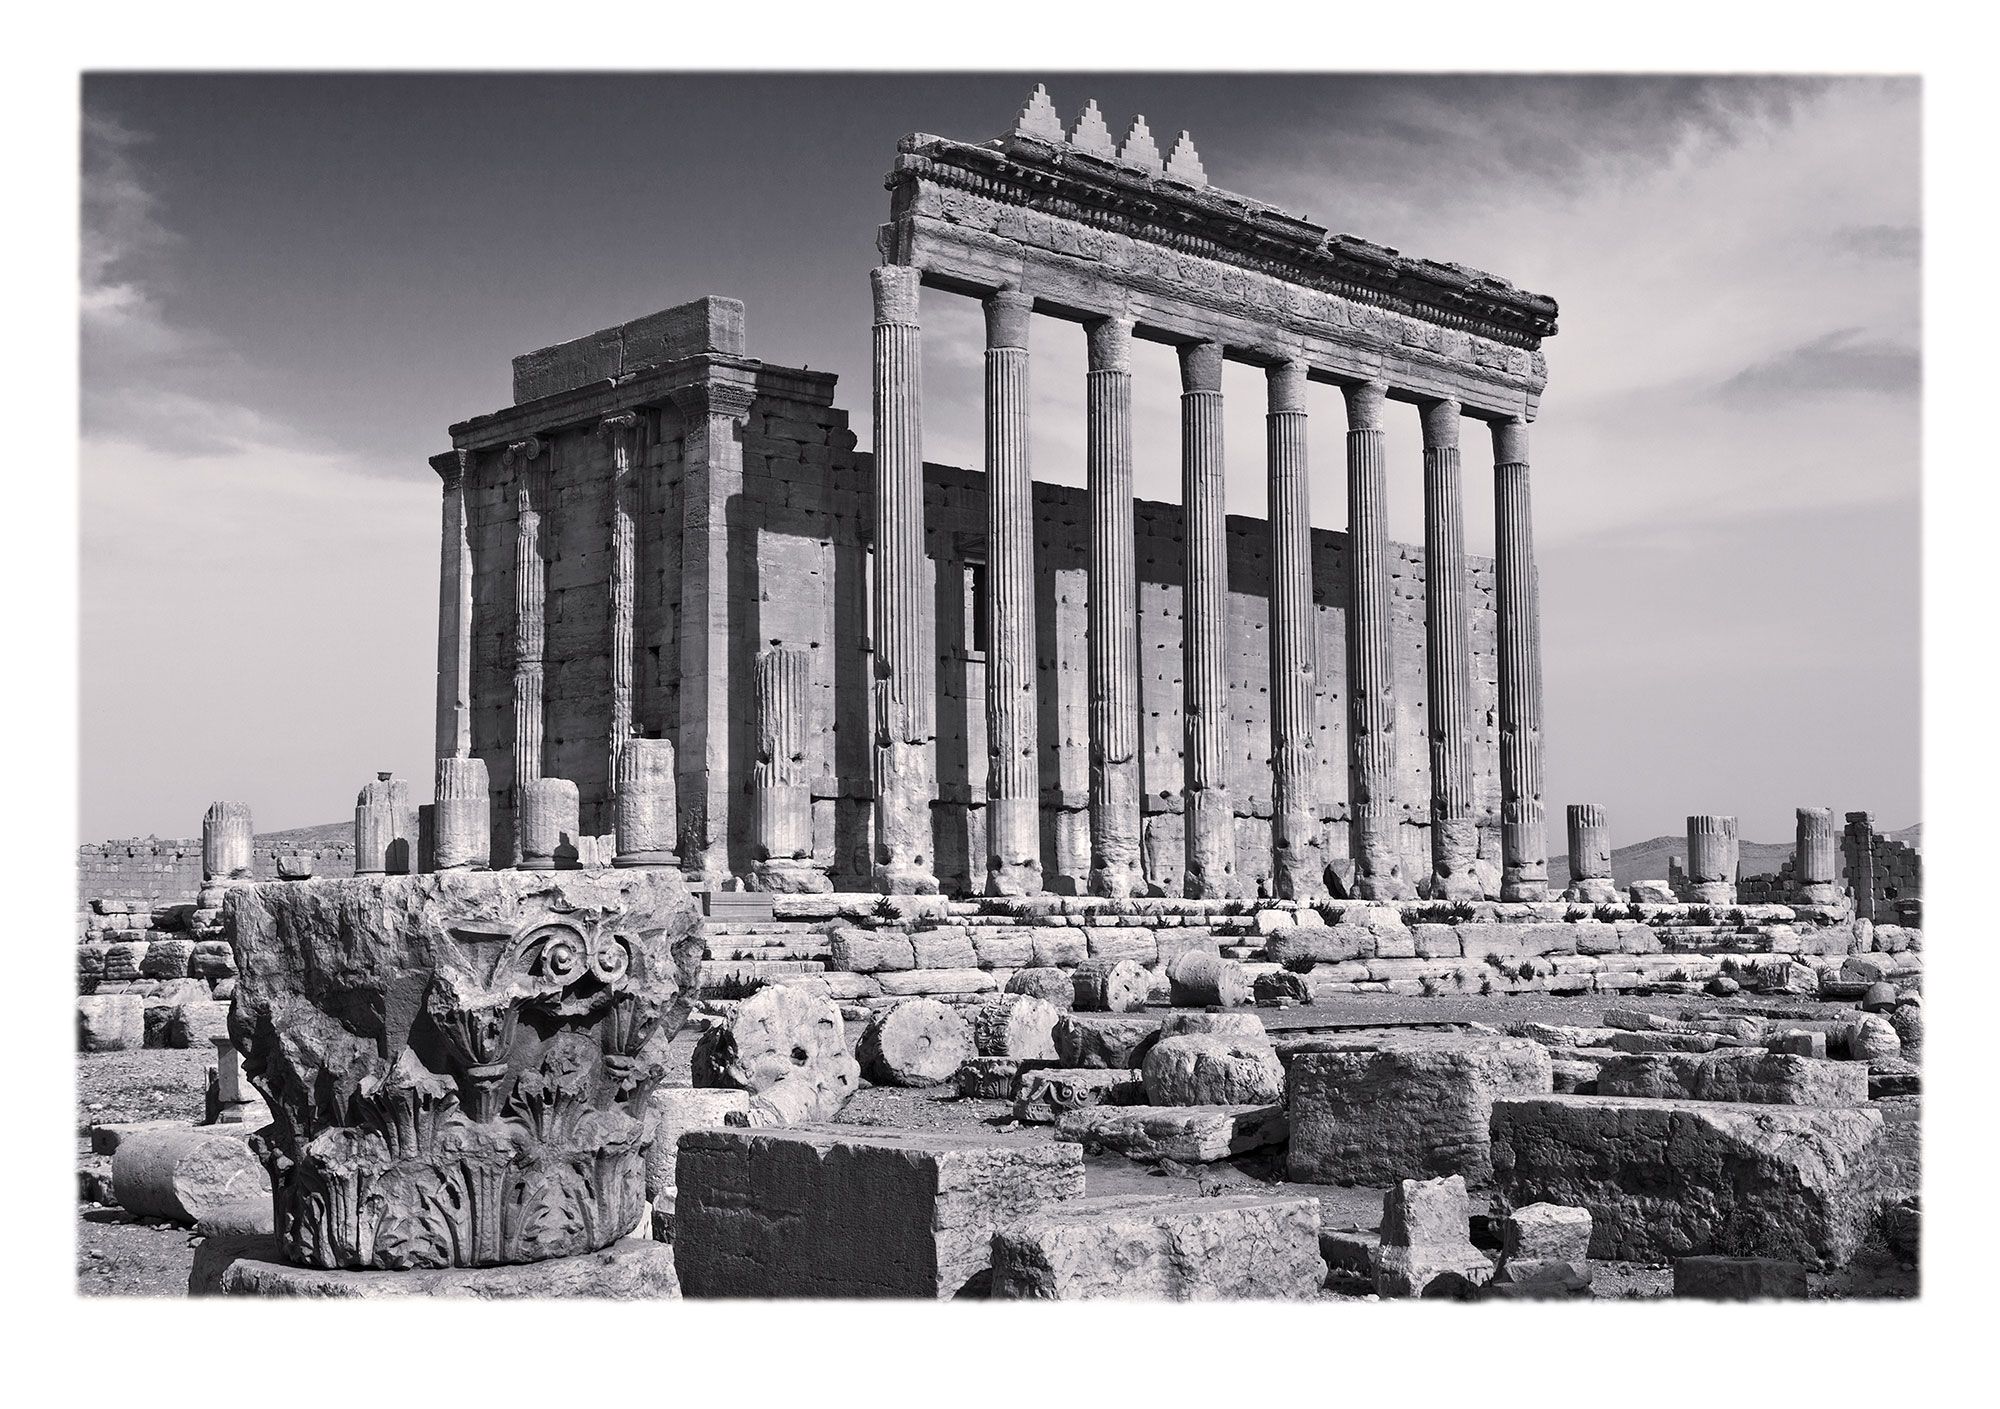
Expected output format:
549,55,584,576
1552,821,1919,886
254,822,351,847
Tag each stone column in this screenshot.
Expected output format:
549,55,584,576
1564,803,1618,904
1794,806,1840,905
982,290,1042,896
1684,815,1739,905
1267,358,1322,900
1085,317,1143,899
671,378,757,887
432,756,491,871
600,412,643,819
430,449,473,762
1180,340,1235,898
750,646,829,891
869,266,938,893
355,773,416,876
201,801,253,883
1492,417,1548,900
1843,811,1878,921
614,737,678,867
505,436,548,865
1420,399,1480,900
519,778,582,871
1343,382,1412,900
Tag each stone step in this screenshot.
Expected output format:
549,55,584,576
696,959,828,996
705,941,832,961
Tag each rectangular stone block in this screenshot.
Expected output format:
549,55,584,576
972,931,1036,968
1266,924,1373,967
1673,1254,1810,1300
510,297,747,403
912,933,977,969
1595,1051,1869,1106
828,930,916,973
991,1194,1325,1300
674,1126,1083,1298
1286,1034,1552,1186
1031,931,1087,968
644,1087,751,1204
1490,1095,1885,1269
1085,929,1156,964
875,968,1000,997
1055,1105,1288,1164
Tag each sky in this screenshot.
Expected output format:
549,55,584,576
77,72,1920,845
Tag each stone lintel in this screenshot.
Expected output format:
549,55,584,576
451,356,834,450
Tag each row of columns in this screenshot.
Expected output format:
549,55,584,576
868,264,1549,899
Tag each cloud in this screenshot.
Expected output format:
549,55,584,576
1834,223,1920,261
1715,328,1920,405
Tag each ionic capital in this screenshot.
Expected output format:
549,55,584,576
502,436,544,468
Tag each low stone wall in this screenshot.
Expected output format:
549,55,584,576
77,838,356,941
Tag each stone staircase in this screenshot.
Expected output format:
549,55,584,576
697,918,833,996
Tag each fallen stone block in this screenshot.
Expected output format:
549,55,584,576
193,1233,679,1298
876,968,1000,998
1491,1095,1884,1269
1072,957,1148,1013
1158,1011,1267,1042
1253,970,1310,1003
644,1087,751,1203
109,1126,271,1232
1371,1174,1493,1297
828,929,915,973
858,998,974,1086
1841,1014,1902,1062
167,1000,232,1050
1142,1034,1284,1106
1596,1050,1869,1106
1768,1030,1829,1059
968,994,1060,1061
674,1127,1082,1297
1005,967,1075,1008
92,1118,256,1158
1056,1104,1287,1163
1610,1030,1724,1054
1012,1068,1145,1124
991,1194,1324,1300
78,994,145,1052
1287,1033,1552,1186
1053,1013,1162,1069
1500,1201,1593,1281
1509,1022,1618,1049
1673,1255,1809,1300
691,982,859,1125
139,938,197,979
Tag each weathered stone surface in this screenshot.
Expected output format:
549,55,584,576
858,999,974,1086
1861,981,1898,1013
140,938,197,979
828,928,916,972
516,777,582,870
227,869,702,1269
1491,1095,1884,1268
876,968,999,997
1768,1030,1830,1059
1889,998,1922,1055
1072,957,1148,1013
78,995,144,1052
992,1193,1324,1300
1843,1013,1902,1062
1268,923,1373,967
166,1000,232,1050
111,1126,272,1230
613,736,678,867
644,1087,751,1202
1013,1068,1145,1124
354,772,418,875
1166,948,1248,1007
193,1233,679,1298
968,994,1059,1061
954,1056,1024,1099
1005,967,1075,1008
1287,1033,1552,1186
1371,1174,1492,1297
1086,316,1144,900
693,982,859,1125
1500,1202,1592,1269
432,756,492,871
202,800,254,882
675,1126,1083,1297
1053,1013,1162,1069
1596,1051,1868,1106
1673,1255,1809,1300
1142,1034,1284,1106
1056,1104,1287,1163
1159,1011,1267,1042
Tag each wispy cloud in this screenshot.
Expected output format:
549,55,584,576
1716,328,1920,405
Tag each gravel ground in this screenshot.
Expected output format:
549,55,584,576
75,990,1919,1299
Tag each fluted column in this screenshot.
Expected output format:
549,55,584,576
869,265,938,893
1344,382,1413,899
671,377,757,887
600,412,643,817
1684,814,1739,905
750,646,830,891
614,736,678,867
1794,806,1840,905
1420,399,1480,899
1180,340,1235,898
1267,358,1322,900
1564,803,1617,903
982,290,1042,896
506,436,548,865
519,778,582,871
1086,317,1142,898
1492,417,1548,900
433,756,492,871
201,801,253,883
355,772,416,876
430,449,473,762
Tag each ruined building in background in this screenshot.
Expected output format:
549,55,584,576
431,86,1558,902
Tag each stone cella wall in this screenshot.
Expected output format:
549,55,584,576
76,838,356,941
459,360,1502,898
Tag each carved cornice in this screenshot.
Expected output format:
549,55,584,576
888,133,1558,349
666,378,757,423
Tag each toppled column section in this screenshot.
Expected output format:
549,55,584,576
1564,803,1617,904
1794,806,1840,905
202,801,253,883
674,1128,1084,1297
517,777,581,871
613,737,677,867
354,773,415,876
1179,340,1235,898
749,648,827,890
431,757,491,871
1683,815,1739,905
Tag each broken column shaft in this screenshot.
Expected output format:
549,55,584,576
1564,803,1617,903
1794,806,1840,905
750,647,828,890
431,756,491,871
614,737,678,868
201,801,253,883
1684,814,1739,905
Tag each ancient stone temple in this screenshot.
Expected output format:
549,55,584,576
432,87,1557,901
